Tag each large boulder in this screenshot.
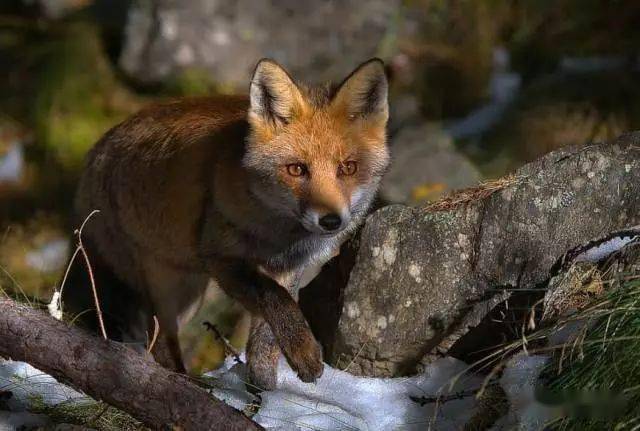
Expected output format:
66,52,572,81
119,0,399,88
380,125,482,204
302,132,640,377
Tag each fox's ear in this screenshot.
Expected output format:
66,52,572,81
331,58,388,122
249,59,306,128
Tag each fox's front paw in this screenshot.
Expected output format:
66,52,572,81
283,331,324,383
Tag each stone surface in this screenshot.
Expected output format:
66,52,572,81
119,0,399,87
380,125,482,204
304,132,640,377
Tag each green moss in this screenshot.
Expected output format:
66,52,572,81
32,22,140,171
163,67,234,97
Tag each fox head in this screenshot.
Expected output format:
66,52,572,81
243,58,390,236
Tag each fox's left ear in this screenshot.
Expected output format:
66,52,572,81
331,58,389,123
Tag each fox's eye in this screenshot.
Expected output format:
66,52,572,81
339,161,358,176
286,163,307,177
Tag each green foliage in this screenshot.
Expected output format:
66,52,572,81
545,277,640,429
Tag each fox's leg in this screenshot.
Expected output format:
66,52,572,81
143,258,208,373
146,279,185,372
149,320,185,373
246,316,280,391
215,261,323,387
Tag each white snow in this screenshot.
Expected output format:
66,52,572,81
24,238,70,273
491,354,561,431
0,411,49,431
207,355,483,431
0,360,88,411
0,352,559,430
0,143,24,184
572,235,638,264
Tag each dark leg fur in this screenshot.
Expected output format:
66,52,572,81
218,262,324,389
150,332,187,373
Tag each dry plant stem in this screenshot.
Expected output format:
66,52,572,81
423,175,522,212
147,315,160,354
58,210,107,340
76,210,107,340
78,244,107,340
0,297,263,431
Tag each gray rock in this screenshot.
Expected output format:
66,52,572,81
380,125,482,204
307,132,640,377
119,0,399,87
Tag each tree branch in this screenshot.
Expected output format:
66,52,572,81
0,297,262,431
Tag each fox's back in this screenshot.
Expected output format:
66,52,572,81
75,96,250,284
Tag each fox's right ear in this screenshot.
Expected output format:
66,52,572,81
249,59,306,130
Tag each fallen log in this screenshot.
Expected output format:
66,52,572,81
0,297,262,431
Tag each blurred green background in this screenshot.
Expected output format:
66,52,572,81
0,0,639,372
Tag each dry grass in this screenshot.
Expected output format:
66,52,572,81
422,174,523,213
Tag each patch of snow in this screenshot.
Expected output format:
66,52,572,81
24,238,70,273
0,351,562,430
208,356,483,431
0,411,49,430
0,361,87,411
491,354,561,430
573,235,638,264
0,143,24,184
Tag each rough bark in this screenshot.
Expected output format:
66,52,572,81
0,297,262,431
302,132,640,377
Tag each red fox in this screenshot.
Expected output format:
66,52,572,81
63,58,389,389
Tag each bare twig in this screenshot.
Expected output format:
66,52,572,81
410,383,498,406
59,210,107,339
203,321,243,364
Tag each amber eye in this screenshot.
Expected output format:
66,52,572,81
286,163,307,177
339,161,358,176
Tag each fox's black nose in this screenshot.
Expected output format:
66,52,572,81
318,214,342,231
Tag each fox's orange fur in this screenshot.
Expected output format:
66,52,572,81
64,58,389,389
